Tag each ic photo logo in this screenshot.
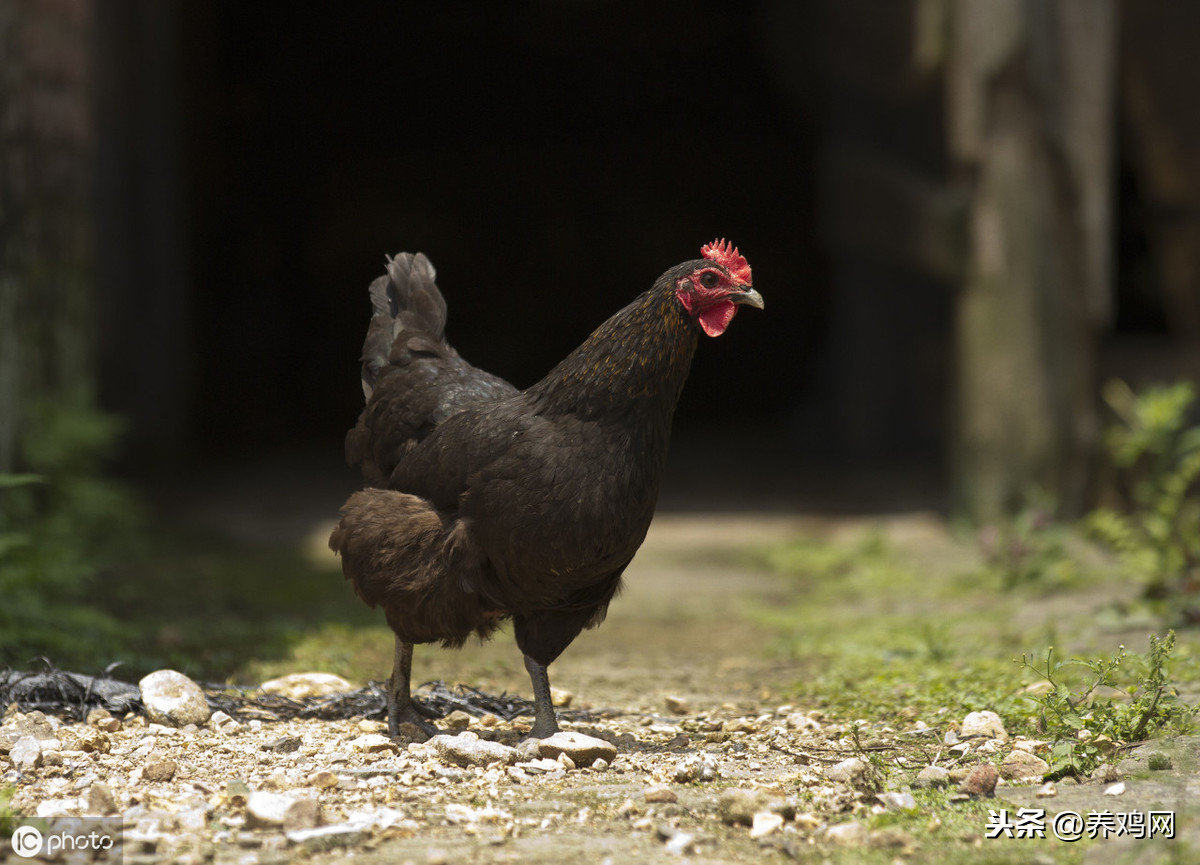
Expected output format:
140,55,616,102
9,825,42,858
9,823,117,858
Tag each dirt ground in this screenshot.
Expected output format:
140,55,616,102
399,513,804,715
6,456,1197,864
324,512,1198,865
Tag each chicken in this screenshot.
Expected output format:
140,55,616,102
329,240,762,739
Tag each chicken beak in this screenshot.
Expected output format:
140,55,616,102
734,287,764,310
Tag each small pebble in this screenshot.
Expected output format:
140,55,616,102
245,791,301,828
537,731,616,768
960,763,999,797
786,712,820,732
349,733,400,754
960,710,1007,741
310,771,339,790
644,785,677,804
826,820,867,846
139,669,211,727
750,811,783,839
825,757,871,788
662,830,694,855
262,735,302,753
673,752,720,783
876,791,917,811
914,766,951,789
1036,781,1057,798
550,687,574,708
665,695,690,715
718,788,784,825
432,731,518,768
259,672,353,700
87,783,118,815
9,736,42,771
999,749,1050,781
283,798,322,832
143,759,178,782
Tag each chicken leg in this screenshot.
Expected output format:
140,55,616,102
387,637,440,739
523,654,560,739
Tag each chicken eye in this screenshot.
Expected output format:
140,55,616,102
699,271,719,289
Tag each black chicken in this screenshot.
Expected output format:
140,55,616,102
330,240,762,739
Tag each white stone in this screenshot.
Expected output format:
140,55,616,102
10,735,42,771
960,710,1007,741
876,791,917,811
245,791,298,827
749,811,784,839
1000,749,1050,782
914,766,951,788
786,712,821,732
825,757,871,787
286,822,367,851
260,672,353,700
430,731,517,768
664,831,695,855
665,695,690,715
139,670,211,727
348,733,399,754
673,752,720,783
536,731,616,768
443,803,513,825
1012,738,1049,754
516,758,561,774
35,798,81,818
177,807,209,832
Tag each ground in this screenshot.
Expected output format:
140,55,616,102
3,454,1198,864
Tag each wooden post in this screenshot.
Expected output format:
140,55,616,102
947,0,1115,520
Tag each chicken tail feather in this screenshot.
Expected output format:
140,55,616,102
359,252,447,400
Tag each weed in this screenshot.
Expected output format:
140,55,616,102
977,500,1080,591
0,784,18,836
1015,631,1197,779
1087,379,1200,618
0,397,141,667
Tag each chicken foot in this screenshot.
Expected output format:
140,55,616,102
523,654,560,739
387,637,440,739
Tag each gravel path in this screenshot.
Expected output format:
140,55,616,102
3,513,1196,863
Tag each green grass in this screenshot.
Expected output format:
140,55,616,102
747,524,1198,741
0,785,18,836
44,525,377,682
741,523,1198,863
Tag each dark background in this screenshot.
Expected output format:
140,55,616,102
89,0,1193,501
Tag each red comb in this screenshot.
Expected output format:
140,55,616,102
701,238,752,284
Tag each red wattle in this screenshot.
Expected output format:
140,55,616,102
698,301,737,337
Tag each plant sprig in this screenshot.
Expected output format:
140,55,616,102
1015,631,1196,778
